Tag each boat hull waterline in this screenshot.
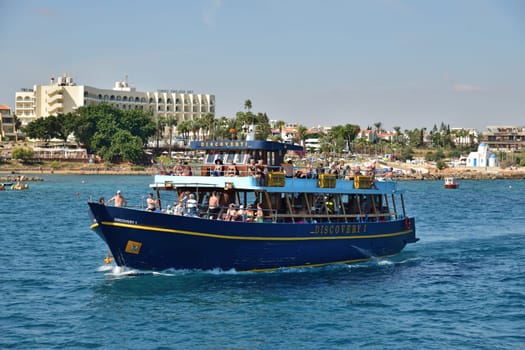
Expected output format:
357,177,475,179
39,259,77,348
88,203,417,272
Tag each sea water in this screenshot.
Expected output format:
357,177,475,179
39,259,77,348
0,175,523,349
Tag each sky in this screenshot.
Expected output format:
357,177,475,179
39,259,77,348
0,0,524,132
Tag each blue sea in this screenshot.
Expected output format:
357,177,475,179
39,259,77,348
1,175,523,349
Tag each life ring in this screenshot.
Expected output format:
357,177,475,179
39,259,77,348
404,217,411,230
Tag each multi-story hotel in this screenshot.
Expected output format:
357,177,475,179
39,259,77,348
482,126,525,152
0,105,18,141
15,75,215,127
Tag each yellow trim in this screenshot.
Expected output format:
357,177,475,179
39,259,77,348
248,252,400,272
92,221,412,241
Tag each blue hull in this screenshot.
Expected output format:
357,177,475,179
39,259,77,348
88,203,417,272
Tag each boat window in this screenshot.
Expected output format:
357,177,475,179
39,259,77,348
205,154,215,164
234,152,246,164
226,153,236,163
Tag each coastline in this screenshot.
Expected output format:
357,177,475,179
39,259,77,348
1,164,524,180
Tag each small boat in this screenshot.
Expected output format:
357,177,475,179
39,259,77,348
88,139,418,272
444,177,459,189
10,182,29,190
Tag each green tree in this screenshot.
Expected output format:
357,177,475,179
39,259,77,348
12,147,34,163
244,99,252,112
295,125,308,146
23,117,51,141
69,103,155,163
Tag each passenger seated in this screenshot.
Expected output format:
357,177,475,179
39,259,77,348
212,159,224,176
245,204,255,222
173,202,184,216
237,205,246,221
225,203,238,221
282,160,294,178
185,194,198,216
182,162,193,176
226,161,238,177
255,202,264,223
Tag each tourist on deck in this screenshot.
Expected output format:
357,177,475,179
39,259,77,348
294,160,312,179
282,159,294,178
329,162,339,177
99,197,105,205
255,159,266,185
226,161,238,177
185,193,198,216
182,162,193,176
173,201,184,216
225,203,238,221
146,193,157,211
316,163,325,178
343,165,352,180
165,205,173,214
208,191,220,218
247,158,256,176
212,159,224,176
337,160,345,176
237,205,246,221
255,202,264,223
173,161,184,176
245,204,255,222
107,190,127,207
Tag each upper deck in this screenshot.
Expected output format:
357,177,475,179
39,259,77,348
157,139,399,194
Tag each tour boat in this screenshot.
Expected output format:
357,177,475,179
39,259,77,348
88,140,418,272
444,177,459,189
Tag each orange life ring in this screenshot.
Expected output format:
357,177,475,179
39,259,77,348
404,217,411,230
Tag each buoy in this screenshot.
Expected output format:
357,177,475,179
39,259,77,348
104,250,113,264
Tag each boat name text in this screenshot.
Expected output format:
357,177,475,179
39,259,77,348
114,218,137,225
311,224,367,235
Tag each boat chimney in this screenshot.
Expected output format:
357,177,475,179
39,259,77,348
246,124,256,141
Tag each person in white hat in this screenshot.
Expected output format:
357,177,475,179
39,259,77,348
107,190,127,207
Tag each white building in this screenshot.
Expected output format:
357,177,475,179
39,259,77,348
304,138,321,151
15,75,215,127
466,143,498,167
0,104,18,141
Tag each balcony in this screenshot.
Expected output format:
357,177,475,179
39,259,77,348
47,88,62,97
48,104,63,115
48,94,63,104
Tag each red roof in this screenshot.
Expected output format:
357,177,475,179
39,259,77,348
0,105,12,110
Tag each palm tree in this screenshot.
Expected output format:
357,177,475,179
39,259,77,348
201,113,215,140
227,118,238,140
155,116,167,151
189,118,202,140
393,126,402,145
165,115,177,155
176,120,191,141
295,125,308,146
244,99,252,112
275,120,285,139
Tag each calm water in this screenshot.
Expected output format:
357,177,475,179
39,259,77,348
0,175,523,349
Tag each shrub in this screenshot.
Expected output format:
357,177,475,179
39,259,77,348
12,147,34,164
436,160,448,170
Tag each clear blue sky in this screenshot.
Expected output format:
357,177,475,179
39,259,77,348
1,0,523,131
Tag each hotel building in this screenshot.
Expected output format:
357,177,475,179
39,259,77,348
0,105,18,141
15,75,215,127
482,126,525,152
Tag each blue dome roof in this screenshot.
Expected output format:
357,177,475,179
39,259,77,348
489,153,496,158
